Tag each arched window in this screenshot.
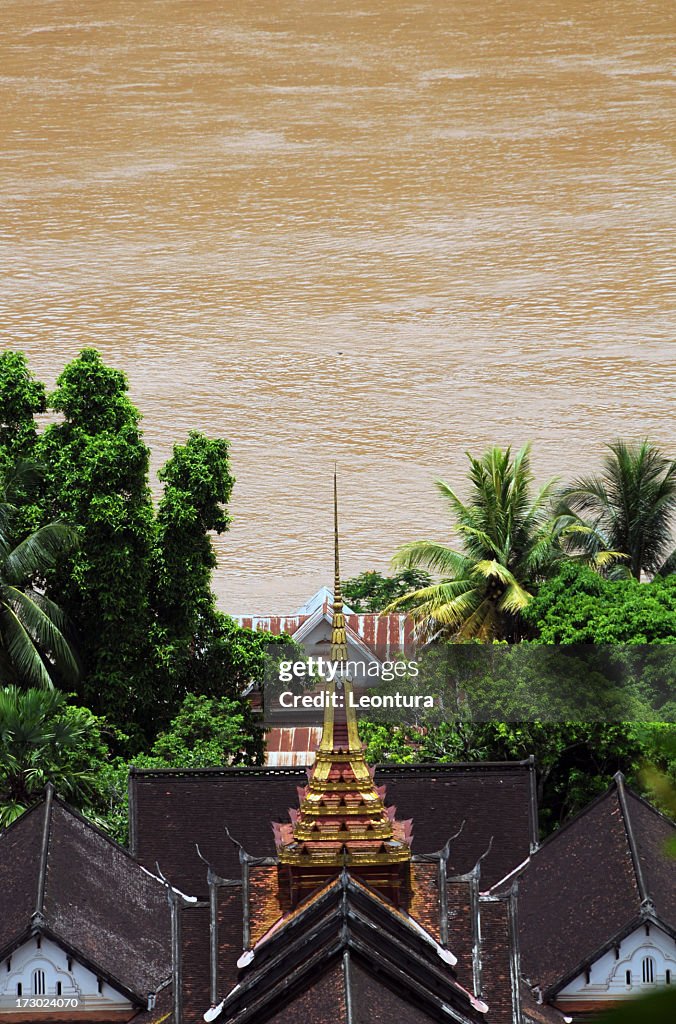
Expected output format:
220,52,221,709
642,957,655,984
32,969,46,996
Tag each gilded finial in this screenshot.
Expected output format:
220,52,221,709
331,470,348,663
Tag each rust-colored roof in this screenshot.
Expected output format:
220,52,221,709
235,603,415,660
265,727,322,766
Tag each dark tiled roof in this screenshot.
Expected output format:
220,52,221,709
519,984,568,1024
212,870,485,1024
0,787,171,1002
625,788,676,924
181,903,211,1024
513,774,676,998
0,794,44,950
265,959,348,1024
130,761,535,897
478,899,515,1024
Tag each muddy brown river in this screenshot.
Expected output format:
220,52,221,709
1,1,674,609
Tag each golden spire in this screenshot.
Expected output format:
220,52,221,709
320,471,360,752
274,472,412,908
330,470,348,663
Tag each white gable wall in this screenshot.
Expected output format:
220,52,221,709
0,936,132,1013
557,923,676,1007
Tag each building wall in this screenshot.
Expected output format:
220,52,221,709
0,936,132,1014
557,924,676,1009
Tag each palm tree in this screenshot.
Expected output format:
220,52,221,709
0,686,97,825
557,440,676,580
0,466,79,687
388,445,562,641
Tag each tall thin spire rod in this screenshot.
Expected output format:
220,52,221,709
331,470,348,663
333,468,340,602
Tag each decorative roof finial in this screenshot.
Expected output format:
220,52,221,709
331,468,348,664
274,471,413,906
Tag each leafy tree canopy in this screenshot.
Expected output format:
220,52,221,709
0,352,46,470
358,716,676,835
0,350,282,749
0,686,108,827
93,692,265,845
342,568,432,613
523,561,676,644
389,445,563,641
0,466,79,688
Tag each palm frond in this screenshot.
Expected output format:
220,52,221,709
5,521,78,585
391,541,469,578
5,587,79,683
0,606,54,688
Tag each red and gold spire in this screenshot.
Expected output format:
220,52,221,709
274,473,412,906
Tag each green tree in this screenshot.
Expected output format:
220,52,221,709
94,692,265,844
357,716,674,835
149,692,262,767
34,350,157,731
154,432,234,638
0,349,289,748
0,352,46,474
342,568,432,613
0,686,106,826
558,439,676,579
523,561,676,644
389,445,561,641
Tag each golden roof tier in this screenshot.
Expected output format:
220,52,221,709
274,473,413,906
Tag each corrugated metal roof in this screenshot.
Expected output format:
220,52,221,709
235,600,414,659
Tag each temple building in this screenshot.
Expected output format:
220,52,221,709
0,479,674,1023
0,785,172,1023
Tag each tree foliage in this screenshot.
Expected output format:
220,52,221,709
93,692,265,844
359,716,675,835
523,562,676,644
389,445,562,640
31,350,157,730
0,349,281,749
342,568,432,613
0,686,107,826
0,468,79,688
0,352,46,473
558,439,676,579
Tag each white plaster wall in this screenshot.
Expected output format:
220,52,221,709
0,936,131,1012
558,923,676,1003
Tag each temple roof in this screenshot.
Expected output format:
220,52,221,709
130,761,535,897
502,772,676,998
0,785,171,1002
210,871,488,1024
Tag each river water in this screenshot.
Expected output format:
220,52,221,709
1,1,673,610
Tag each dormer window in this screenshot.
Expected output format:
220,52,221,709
642,957,655,984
